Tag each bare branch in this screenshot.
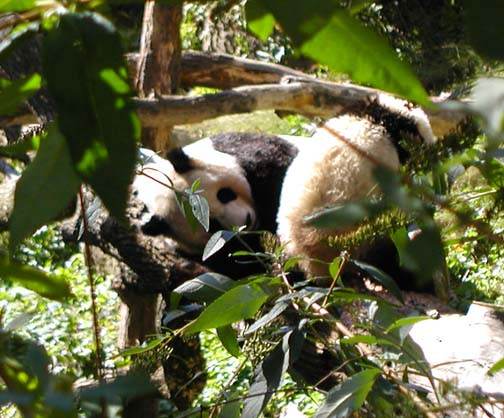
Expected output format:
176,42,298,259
134,80,374,127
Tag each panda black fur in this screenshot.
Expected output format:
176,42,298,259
134,94,436,289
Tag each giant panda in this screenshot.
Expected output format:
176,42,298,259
133,93,436,288
133,131,303,277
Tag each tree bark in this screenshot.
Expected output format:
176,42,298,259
135,1,182,153
124,2,183,415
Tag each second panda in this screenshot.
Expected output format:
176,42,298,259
134,94,436,289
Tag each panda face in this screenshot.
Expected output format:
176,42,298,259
134,139,256,254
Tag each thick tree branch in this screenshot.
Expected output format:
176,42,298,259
129,50,313,89
133,79,465,137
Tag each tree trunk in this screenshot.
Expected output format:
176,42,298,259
123,2,182,416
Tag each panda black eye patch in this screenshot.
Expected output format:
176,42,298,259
217,187,237,203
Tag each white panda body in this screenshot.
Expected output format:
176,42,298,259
276,115,402,276
276,94,436,277
136,94,436,284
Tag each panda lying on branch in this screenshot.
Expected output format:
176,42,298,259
133,94,437,292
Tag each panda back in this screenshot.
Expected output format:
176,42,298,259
209,132,301,232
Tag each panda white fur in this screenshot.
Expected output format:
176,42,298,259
134,93,436,286
277,94,436,278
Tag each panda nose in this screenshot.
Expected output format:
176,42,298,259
246,213,253,227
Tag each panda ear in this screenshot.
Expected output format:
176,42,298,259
166,147,194,173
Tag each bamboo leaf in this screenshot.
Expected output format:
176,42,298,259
184,279,275,334
313,369,381,418
0,257,71,301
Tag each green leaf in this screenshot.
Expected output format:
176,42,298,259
470,78,504,146
184,279,275,334
385,316,430,334
341,335,378,346
0,74,41,116
220,390,241,418
203,230,237,261
401,224,445,287
329,257,342,279
188,191,209,232
0,0,35,13
245,301,288,335
9,125,80,249
0,257,71,301
42,13,139,219
173,272,235,303
479,158,504,189
0,133,40,157
306,199,386,229
302,11,428,105
313,368,381,418
245,0,275,42
390,227,409,267
217,325,240,357
119,337,167,357
256,1,428,105
488,357,504,376
241,328,304,418
352,260,404,304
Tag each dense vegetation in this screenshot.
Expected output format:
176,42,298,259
1,1,504,417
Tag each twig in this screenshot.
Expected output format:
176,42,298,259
78,187,104,382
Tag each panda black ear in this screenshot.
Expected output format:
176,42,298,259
166,147,193,173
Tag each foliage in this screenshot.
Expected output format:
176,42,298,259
1,0,504,417
359,0,481,94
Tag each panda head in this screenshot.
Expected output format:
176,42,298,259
135,138,256,254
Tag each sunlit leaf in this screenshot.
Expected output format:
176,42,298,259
0,74,41,116
0,0,35,13
0,132,40,157
184,279,276,334
252,0,429,105
245,301,288,335
203,230,237,261
188,191,210,232
217,325,240,357
341,335,378,346
119,337,167,357
385,316,430,334
470,78,504,146
488,357,504,376
0,257,71,301
42,13,139,219
174,272,235,303
245,0,275,42
9,125,80,249
313,368,380,418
